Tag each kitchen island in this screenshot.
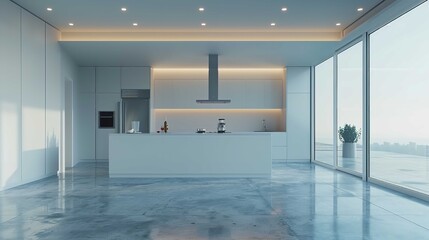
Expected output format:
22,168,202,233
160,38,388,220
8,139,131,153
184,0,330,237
109,133,271,178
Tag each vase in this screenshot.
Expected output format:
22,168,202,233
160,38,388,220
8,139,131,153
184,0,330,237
342,142,356,158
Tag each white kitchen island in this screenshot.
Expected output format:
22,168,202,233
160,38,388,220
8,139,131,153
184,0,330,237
109,133,271,178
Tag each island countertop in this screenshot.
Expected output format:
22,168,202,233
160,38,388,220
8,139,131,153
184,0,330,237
109,132,272,178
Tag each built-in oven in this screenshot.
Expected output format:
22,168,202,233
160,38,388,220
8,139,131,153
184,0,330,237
98,111,115,128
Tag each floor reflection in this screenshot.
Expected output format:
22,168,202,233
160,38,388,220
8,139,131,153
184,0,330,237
0,162,428,239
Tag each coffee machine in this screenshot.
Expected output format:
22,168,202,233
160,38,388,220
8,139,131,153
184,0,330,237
217,118,226,133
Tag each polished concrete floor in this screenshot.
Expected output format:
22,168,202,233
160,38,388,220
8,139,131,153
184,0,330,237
1,162,429,240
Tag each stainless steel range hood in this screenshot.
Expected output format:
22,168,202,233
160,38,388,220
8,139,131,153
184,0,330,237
196,54,231,104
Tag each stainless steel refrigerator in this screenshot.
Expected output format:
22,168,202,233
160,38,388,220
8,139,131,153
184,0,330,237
120,89,150,133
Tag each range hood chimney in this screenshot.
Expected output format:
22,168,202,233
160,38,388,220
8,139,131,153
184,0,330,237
196,54,231,103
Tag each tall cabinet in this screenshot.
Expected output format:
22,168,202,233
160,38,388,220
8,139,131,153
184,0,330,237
78,66,151,161
286,67,311,161
0,1,63,190
95,67,121,160
0,0,22,188
21,10,46,182
77,68,96,161
45,24,62,175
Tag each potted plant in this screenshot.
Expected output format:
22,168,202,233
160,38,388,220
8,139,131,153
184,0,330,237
338,124,361,158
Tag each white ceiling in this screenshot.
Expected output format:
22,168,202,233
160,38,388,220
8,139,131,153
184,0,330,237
12,0,384,32
11,0,387,67
60,41,339,67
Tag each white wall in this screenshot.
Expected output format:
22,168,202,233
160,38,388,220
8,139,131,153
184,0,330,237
0,1,78,190
286,67,311,161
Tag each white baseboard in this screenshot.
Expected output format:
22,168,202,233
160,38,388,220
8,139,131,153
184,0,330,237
286,159,311,163
79,159,109,163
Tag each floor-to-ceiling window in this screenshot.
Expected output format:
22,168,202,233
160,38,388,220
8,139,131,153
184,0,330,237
315,58,334,166
337,42,363,174
369,1,429,194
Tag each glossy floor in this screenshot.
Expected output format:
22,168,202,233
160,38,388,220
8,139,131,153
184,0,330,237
1,162,429,239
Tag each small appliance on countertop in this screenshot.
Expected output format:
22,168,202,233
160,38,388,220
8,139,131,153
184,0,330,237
196,128,206,133
217,118,226,133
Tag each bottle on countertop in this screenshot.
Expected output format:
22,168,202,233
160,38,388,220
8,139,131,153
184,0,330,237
163,120,168,133
262,119,267,132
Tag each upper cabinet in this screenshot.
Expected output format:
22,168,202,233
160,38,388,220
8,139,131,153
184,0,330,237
79,67,96,93
121,67,151,89
94,67,151,93
286,67,310,93
96,67,121,93
153,69,284,109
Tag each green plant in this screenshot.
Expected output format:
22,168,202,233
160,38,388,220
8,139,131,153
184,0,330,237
338,124,361,143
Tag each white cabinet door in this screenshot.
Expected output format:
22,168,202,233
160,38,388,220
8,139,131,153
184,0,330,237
272,147,288,159
79,67,96,93
121,67,151,89
265,80,283,108
153,72,284,109
96,93,121,160
219,80,245,108
96,67,120,93
245,80,265,108
271,132,287,160
0,0,22,188
154,79,178,108
271,132,287,146
287,67,311,93
78,67,96,160
287,93,310,160
45,24,61,175
286,67,311,160
176,80,206,108
21,10,46,182
78,93,96,160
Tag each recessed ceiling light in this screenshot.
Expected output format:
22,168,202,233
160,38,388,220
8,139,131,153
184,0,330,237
68,23,74,26
199,7,205,12
121,7,127,12
201,22,206,26
46,7,53,11
281,7,287,12
132,23,138,26
357,7,364,12
270,22,276,26
336,23,341,26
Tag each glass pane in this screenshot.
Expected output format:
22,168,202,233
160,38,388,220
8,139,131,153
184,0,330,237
370,2,429,194
315,58,334,165
337,42,363,173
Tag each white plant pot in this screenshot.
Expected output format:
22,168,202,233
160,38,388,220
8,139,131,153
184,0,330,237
342,142,356,158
